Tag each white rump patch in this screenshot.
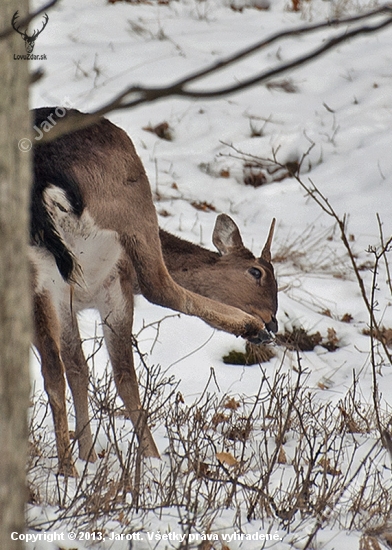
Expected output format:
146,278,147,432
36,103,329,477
35,185,123,310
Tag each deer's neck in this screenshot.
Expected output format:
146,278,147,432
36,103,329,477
159,229,219,290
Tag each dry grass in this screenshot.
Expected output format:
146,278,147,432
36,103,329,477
27,351,392,546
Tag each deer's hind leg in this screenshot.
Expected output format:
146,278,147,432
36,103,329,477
33,291,78,477
60,309,97,463
97,258,160,459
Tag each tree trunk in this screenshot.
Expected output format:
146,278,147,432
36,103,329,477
0,1,31,548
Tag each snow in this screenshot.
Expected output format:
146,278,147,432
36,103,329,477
26,0,392,548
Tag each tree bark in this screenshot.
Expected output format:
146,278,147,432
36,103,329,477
0,1,31,548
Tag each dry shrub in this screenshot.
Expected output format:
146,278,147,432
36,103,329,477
27,353,391,541
277,327,322,351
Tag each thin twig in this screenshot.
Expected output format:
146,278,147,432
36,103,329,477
377,213,392,295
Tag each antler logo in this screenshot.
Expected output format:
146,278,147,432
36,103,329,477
12,11,48,54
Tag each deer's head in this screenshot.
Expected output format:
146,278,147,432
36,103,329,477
162,214,278,342
210,214,278,339
12,11,48,54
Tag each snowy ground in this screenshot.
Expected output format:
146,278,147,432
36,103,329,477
25,0,392,548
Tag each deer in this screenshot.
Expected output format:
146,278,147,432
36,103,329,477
30,107,278,476
12,11,48,54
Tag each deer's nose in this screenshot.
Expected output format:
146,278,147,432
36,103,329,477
266,316,278,334
247,330,273,345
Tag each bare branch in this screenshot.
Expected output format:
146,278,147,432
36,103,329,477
35,6,392,143
294,176,392,366
119,6,392,104
147,6,392,91
0,0,58,41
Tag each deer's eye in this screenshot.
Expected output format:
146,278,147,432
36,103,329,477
248,267,262,280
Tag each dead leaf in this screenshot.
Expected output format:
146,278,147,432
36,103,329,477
211,412,228,426
216,451,238,466
277,446,287,464
341,313,353,323
196,461,211,477
318,457,341,476
191,200,216,212
143,121,173,141
321,308,332,318
223,397,241,410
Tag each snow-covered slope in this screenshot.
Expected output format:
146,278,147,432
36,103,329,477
26,0,392,548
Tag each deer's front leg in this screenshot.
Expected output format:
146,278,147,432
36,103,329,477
98,261,160,459
60,309,97,463
33,292,78,477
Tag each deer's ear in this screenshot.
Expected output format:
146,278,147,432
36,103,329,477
212,214,244,255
